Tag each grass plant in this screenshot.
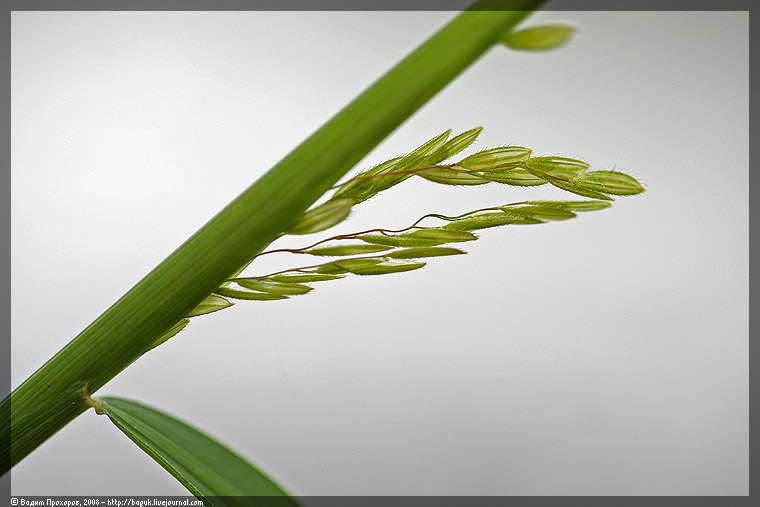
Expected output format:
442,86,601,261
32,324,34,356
5,4,644,503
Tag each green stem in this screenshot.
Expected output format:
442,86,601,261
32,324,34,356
2,1,544,473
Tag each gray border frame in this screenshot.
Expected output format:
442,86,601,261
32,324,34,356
4,0,754,503
1,0,9,500
3,0,758,9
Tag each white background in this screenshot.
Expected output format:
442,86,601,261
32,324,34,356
11,11,748,495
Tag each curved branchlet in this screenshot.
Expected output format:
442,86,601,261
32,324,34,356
287,126,643,235
221,198,614,301
156,128,643,347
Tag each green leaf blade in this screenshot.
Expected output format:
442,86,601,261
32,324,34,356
348,260,427,275
314,258,384,274
500,204,577,221
386,247,466,259
304,244,392,256
357,234,444,247
186,295,234,318
575,170,645,195
144,319,190,353
434,126,482,160
331,157,403,203
522,200,612,212
234,279,313,295
457,146,532,170
214,287,289,301
268,272,347,283
92,397,298,505
404,129,452,166
416,167,489,186
502,24,575,51
286,198,354,235
443,213,523,231
477,168,545,186
542,178,615,200
400,229,478,243
524,156,590,173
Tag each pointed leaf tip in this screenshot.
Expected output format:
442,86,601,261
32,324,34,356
144,319,190,353
315,258,384,274
214,287,289,301
417,167,489,186
433,127,483,160
523,200,612,212
234,279,313,295
524,156,590,173
304,244,392,256
404,129,452,166
500,204,577,221
400,229,478,243
269,272,347,283
358,233,445,247
93,397,298,502
347,260,427,275
387,247,466,259
458,146,532,171
477,168,545,186
287,198,353,235
443,213,520,231
502,24,575,51
186,294,234,318
576,170,645,195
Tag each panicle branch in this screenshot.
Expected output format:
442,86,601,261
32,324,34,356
158,127,642,347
